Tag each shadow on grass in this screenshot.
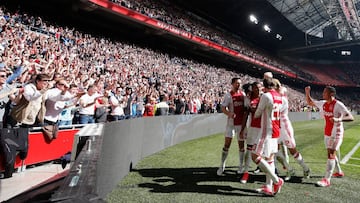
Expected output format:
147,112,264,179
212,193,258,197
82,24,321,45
132,166,308,197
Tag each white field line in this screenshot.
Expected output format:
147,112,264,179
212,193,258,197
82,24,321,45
349,157,360,161
341,140,360,164
341,163,360,167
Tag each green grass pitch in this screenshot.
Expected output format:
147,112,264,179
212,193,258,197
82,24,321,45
107,115,360,203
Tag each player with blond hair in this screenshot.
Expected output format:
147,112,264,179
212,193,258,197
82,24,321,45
251,78,284,196
274,81,311,181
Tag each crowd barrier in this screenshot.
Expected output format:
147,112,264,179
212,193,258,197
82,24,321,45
0,125,83,175
51,112,319,201
1,112,320,201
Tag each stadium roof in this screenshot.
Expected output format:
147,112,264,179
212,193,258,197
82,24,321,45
15,0,360,61
268,0,360,40
171,0,360,61
171,0,304,49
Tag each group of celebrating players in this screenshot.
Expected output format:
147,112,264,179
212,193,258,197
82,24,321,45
216,72,354,196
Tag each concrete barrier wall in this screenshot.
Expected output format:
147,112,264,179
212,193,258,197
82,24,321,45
96,114,227,198
288,111,320,121
95,112,320,198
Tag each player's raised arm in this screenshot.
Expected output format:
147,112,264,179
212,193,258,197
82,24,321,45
304,86,315,107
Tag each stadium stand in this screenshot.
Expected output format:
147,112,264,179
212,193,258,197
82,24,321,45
0,5,311,118
2,0,360,201
300,64,356,87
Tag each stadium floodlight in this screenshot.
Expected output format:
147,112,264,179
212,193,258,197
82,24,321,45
264,24,271,32
341,50,351,55
249,14,258,24
276,34,282,40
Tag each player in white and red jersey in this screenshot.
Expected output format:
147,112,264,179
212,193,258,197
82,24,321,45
251,78,284,196
216,77,247,176
305,86,354,187
239,81,262,184
274,84,310,181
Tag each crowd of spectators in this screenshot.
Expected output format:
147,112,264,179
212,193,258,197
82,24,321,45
341,63,360,86
112,0,360,88
110,0,308,76
0,4,358,127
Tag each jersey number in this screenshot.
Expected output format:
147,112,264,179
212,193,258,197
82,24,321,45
271,103,280,121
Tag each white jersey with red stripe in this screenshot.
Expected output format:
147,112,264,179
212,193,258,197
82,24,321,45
221,90,246,126
279,96,296,148
314,99,350,137
246,96,262,146
249,97,261,128
254,90,282,157
255,90,283,139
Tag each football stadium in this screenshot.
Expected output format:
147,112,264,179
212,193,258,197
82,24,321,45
1,0,360,202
